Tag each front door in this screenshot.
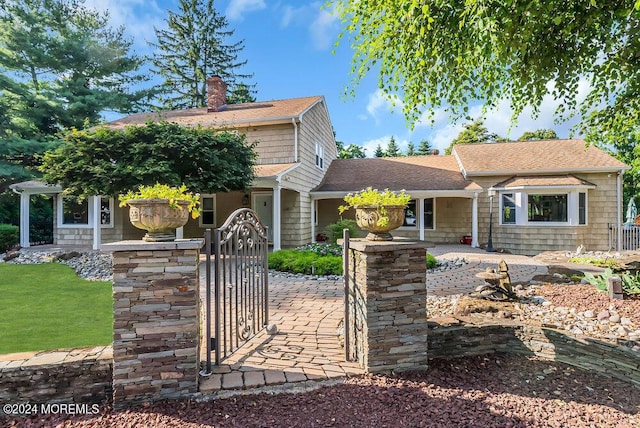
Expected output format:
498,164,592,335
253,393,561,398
253,193,273,241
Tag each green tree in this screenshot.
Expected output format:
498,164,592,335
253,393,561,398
445,119,501,154
333,1,640,144
518,129,558,141
416,140,432,155
227,83,256,104
604,131,640,208
0,0,151,192
406,142,416,156
374,144,385,158
151,0,254,109
40,122,257,197
335,135,365,158
386,136,400,157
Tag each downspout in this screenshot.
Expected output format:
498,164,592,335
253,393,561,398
292,118,299,162
617,170,624,250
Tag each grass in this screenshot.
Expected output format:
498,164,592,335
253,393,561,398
0,263,112,354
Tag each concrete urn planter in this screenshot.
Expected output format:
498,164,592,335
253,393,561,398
355,205,406,241
126,199,190,242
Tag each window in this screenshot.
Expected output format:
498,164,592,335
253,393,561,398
200,195,216,227
502,193,516,224
100,198,113,227
528,194,567,222
579,192,586,225
403,200,417,227
315,143,324,169
423,198,434,230
62,197,88,225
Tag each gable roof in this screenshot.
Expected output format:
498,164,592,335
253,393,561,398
107,96,324,129
312,155,481,194
453,139,628,176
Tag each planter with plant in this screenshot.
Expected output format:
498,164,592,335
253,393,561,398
338,187,411,241
119,183,200,242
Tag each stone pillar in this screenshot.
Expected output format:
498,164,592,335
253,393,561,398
347,239,430,373
101,239,203,408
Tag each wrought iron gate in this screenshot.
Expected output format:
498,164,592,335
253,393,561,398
202,208,269,373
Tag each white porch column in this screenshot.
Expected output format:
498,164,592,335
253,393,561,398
310,198,316,243
19,193,30,248
471,193,479,247
418,198,425,241
92,196,101,250
273,185,282,250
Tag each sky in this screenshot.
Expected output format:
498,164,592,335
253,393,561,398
85,0,586,156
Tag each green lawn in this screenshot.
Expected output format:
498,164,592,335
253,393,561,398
0,263,112,354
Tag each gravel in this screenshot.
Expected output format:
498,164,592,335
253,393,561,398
1,250,113,281
3,355,638,427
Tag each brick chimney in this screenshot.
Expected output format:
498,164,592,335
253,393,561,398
207,76,227,112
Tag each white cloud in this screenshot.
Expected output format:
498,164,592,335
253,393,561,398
365,89,403,122
226,0,266,21
309,7,339,50
280,5,296,28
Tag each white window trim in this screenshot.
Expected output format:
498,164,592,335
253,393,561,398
199,194,217,227
498,189,588,226
315,143,324,170
57,196,114,229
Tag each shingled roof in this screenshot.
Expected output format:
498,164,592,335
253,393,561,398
453,139,628,176
107,96,324,129
312,156,481,193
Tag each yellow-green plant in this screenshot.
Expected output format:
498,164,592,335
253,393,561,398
338,187,411,227
119,183,201,219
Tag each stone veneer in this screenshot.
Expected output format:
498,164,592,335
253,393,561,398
0,346,112,404
101,239,203,408
347,239,430,373
428,316,640,388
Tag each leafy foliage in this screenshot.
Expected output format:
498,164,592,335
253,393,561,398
150,0,254,109
339,187,411,227
426,253,438,269
332,1,640,145
268,249,342,275
336,139,366,159
119,183,201,219
518,129,558,141
0,224,18,253
324,219,360,244
445,119,502,155
569,256,620,270
40,121,257,197
0,0,151,197
296,243,343,257
583,268,640,295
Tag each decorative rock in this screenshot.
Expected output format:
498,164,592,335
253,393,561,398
609,314,621,324
583,310,595,319
266,324,278,335
621,317,633,326
597,310,610,321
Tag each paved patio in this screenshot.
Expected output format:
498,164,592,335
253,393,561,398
198,245,549,395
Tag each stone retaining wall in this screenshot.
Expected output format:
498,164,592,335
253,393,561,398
0,346,112,404
428,316,640,388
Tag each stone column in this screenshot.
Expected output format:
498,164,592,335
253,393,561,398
101,239,203,408
347,239,430,373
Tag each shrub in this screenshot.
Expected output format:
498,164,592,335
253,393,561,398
0,224,19,253
569,256,620,269
426,253,438,269
324,219,360,244
583,268,640,295
296,243,343,256
268,248,342,275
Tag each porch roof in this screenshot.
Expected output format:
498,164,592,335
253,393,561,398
9,180,62,194
311,155,481,194
254,163,298,178
491,175,597,189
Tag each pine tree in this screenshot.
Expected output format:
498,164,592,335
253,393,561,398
374,144,385,157
150,0,255,109
416,140,432,155
406,142,416,156
386,136,400,157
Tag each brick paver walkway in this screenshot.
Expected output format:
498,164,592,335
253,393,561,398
198,245,548,395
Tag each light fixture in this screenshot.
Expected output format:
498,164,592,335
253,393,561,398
242,194,250,206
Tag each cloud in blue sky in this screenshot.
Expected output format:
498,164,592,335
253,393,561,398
308,6,339,50
226,0,266,21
